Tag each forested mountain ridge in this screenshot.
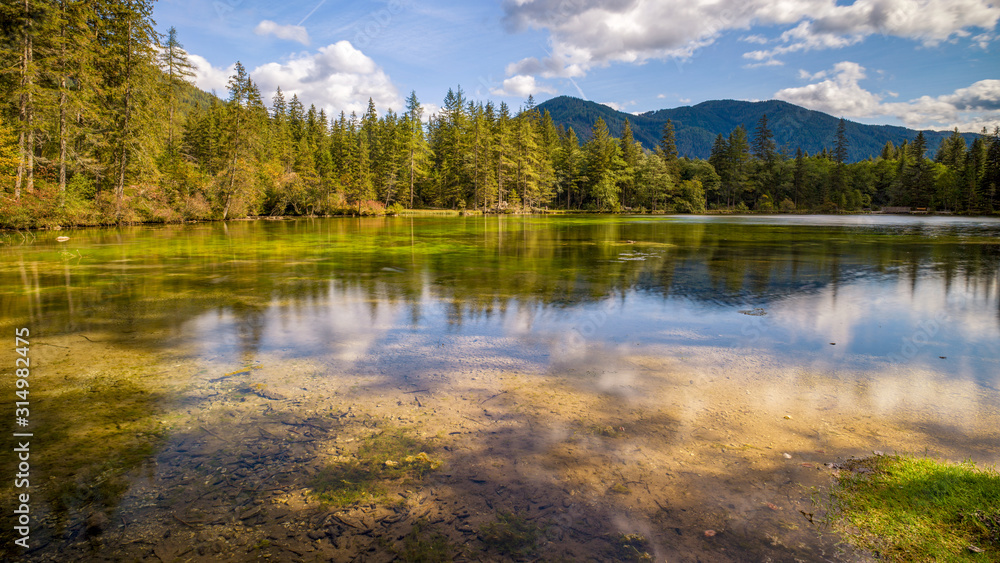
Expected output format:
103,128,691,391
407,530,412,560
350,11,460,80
537,96,979,162
1,1,998,228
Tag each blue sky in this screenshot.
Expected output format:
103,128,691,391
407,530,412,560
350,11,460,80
155,0,999,131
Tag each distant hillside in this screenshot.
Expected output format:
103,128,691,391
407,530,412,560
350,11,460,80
536,96,979,163
174,79,218,116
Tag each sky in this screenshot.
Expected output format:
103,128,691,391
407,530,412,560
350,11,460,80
153,0,1000,132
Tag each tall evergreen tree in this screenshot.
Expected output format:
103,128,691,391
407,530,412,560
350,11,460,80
619,118,640,208
219,61,262,219
657,119,678,164
402,91,429,208
160,26,195,153
752,114,775,164
725,126,750,208
833,118,849,165
555,126,584,208
493,101,513,208
586,116,621,210
96,0,160,217
831,118,850,201
48,0,97,204
792,147,805,207
6,0,46,199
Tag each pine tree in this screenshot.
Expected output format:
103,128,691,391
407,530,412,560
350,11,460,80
880,141,896,161
402,91,429,208
725,126,750,208
585,117,621,210
270,87,293,172
494,101,513,208
288,94,304,143
909,131,927,162
834,118,849,165
657,119,678,164
831,118,849,200
47,0,97,204
95,0,161,218
619,118,640,208
792,147,805,207
467,102,486,209
534,109,558,208
219,61,263,219
964,134,987,210
708,133,728,207
752,114,775,164
554,126,584,209
160,26,195,154
6,0,46,199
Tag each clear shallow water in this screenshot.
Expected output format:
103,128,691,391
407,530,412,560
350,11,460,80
4,214,997,381
2,214,999,560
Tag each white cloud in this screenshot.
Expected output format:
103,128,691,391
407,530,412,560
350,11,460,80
501,0,1000,75
775,61,883,116
798,68,828,81
189,41,402,117
489,74,556,97
971,32,997,49
743,59,785,69
254,20,310,46
601,100,636,112
775,62,1000,131
188,53,235,95
940,80,1000,111
743,20,864,63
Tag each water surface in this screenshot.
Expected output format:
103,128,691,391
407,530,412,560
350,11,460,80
2,214,998,560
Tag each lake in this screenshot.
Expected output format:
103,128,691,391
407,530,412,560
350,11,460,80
2,214,998,561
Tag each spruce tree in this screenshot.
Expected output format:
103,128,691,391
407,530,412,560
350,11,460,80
752,114,775,164
726,126,750,208
95,0,160,218
402,91,429,208
6,0,46,199
831,118,849,201
834,118,849,165
619,118,640,208
48,0,97,204
657,119,678,164
160,26,195,154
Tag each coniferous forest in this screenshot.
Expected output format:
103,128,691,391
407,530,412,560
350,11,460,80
2,2,999,229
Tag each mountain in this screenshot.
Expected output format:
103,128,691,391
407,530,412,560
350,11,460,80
536,96,980,163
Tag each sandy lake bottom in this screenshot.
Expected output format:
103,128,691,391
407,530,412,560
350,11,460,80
15,324,999,562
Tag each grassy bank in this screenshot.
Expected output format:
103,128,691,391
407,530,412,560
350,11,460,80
829,454,1000,561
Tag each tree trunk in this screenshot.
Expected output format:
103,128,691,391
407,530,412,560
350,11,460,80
116,18,134,220
58,0,67,205
59,88,67,206
15,0,35,200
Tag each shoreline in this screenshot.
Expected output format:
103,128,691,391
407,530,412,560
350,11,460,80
5,209,999,234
